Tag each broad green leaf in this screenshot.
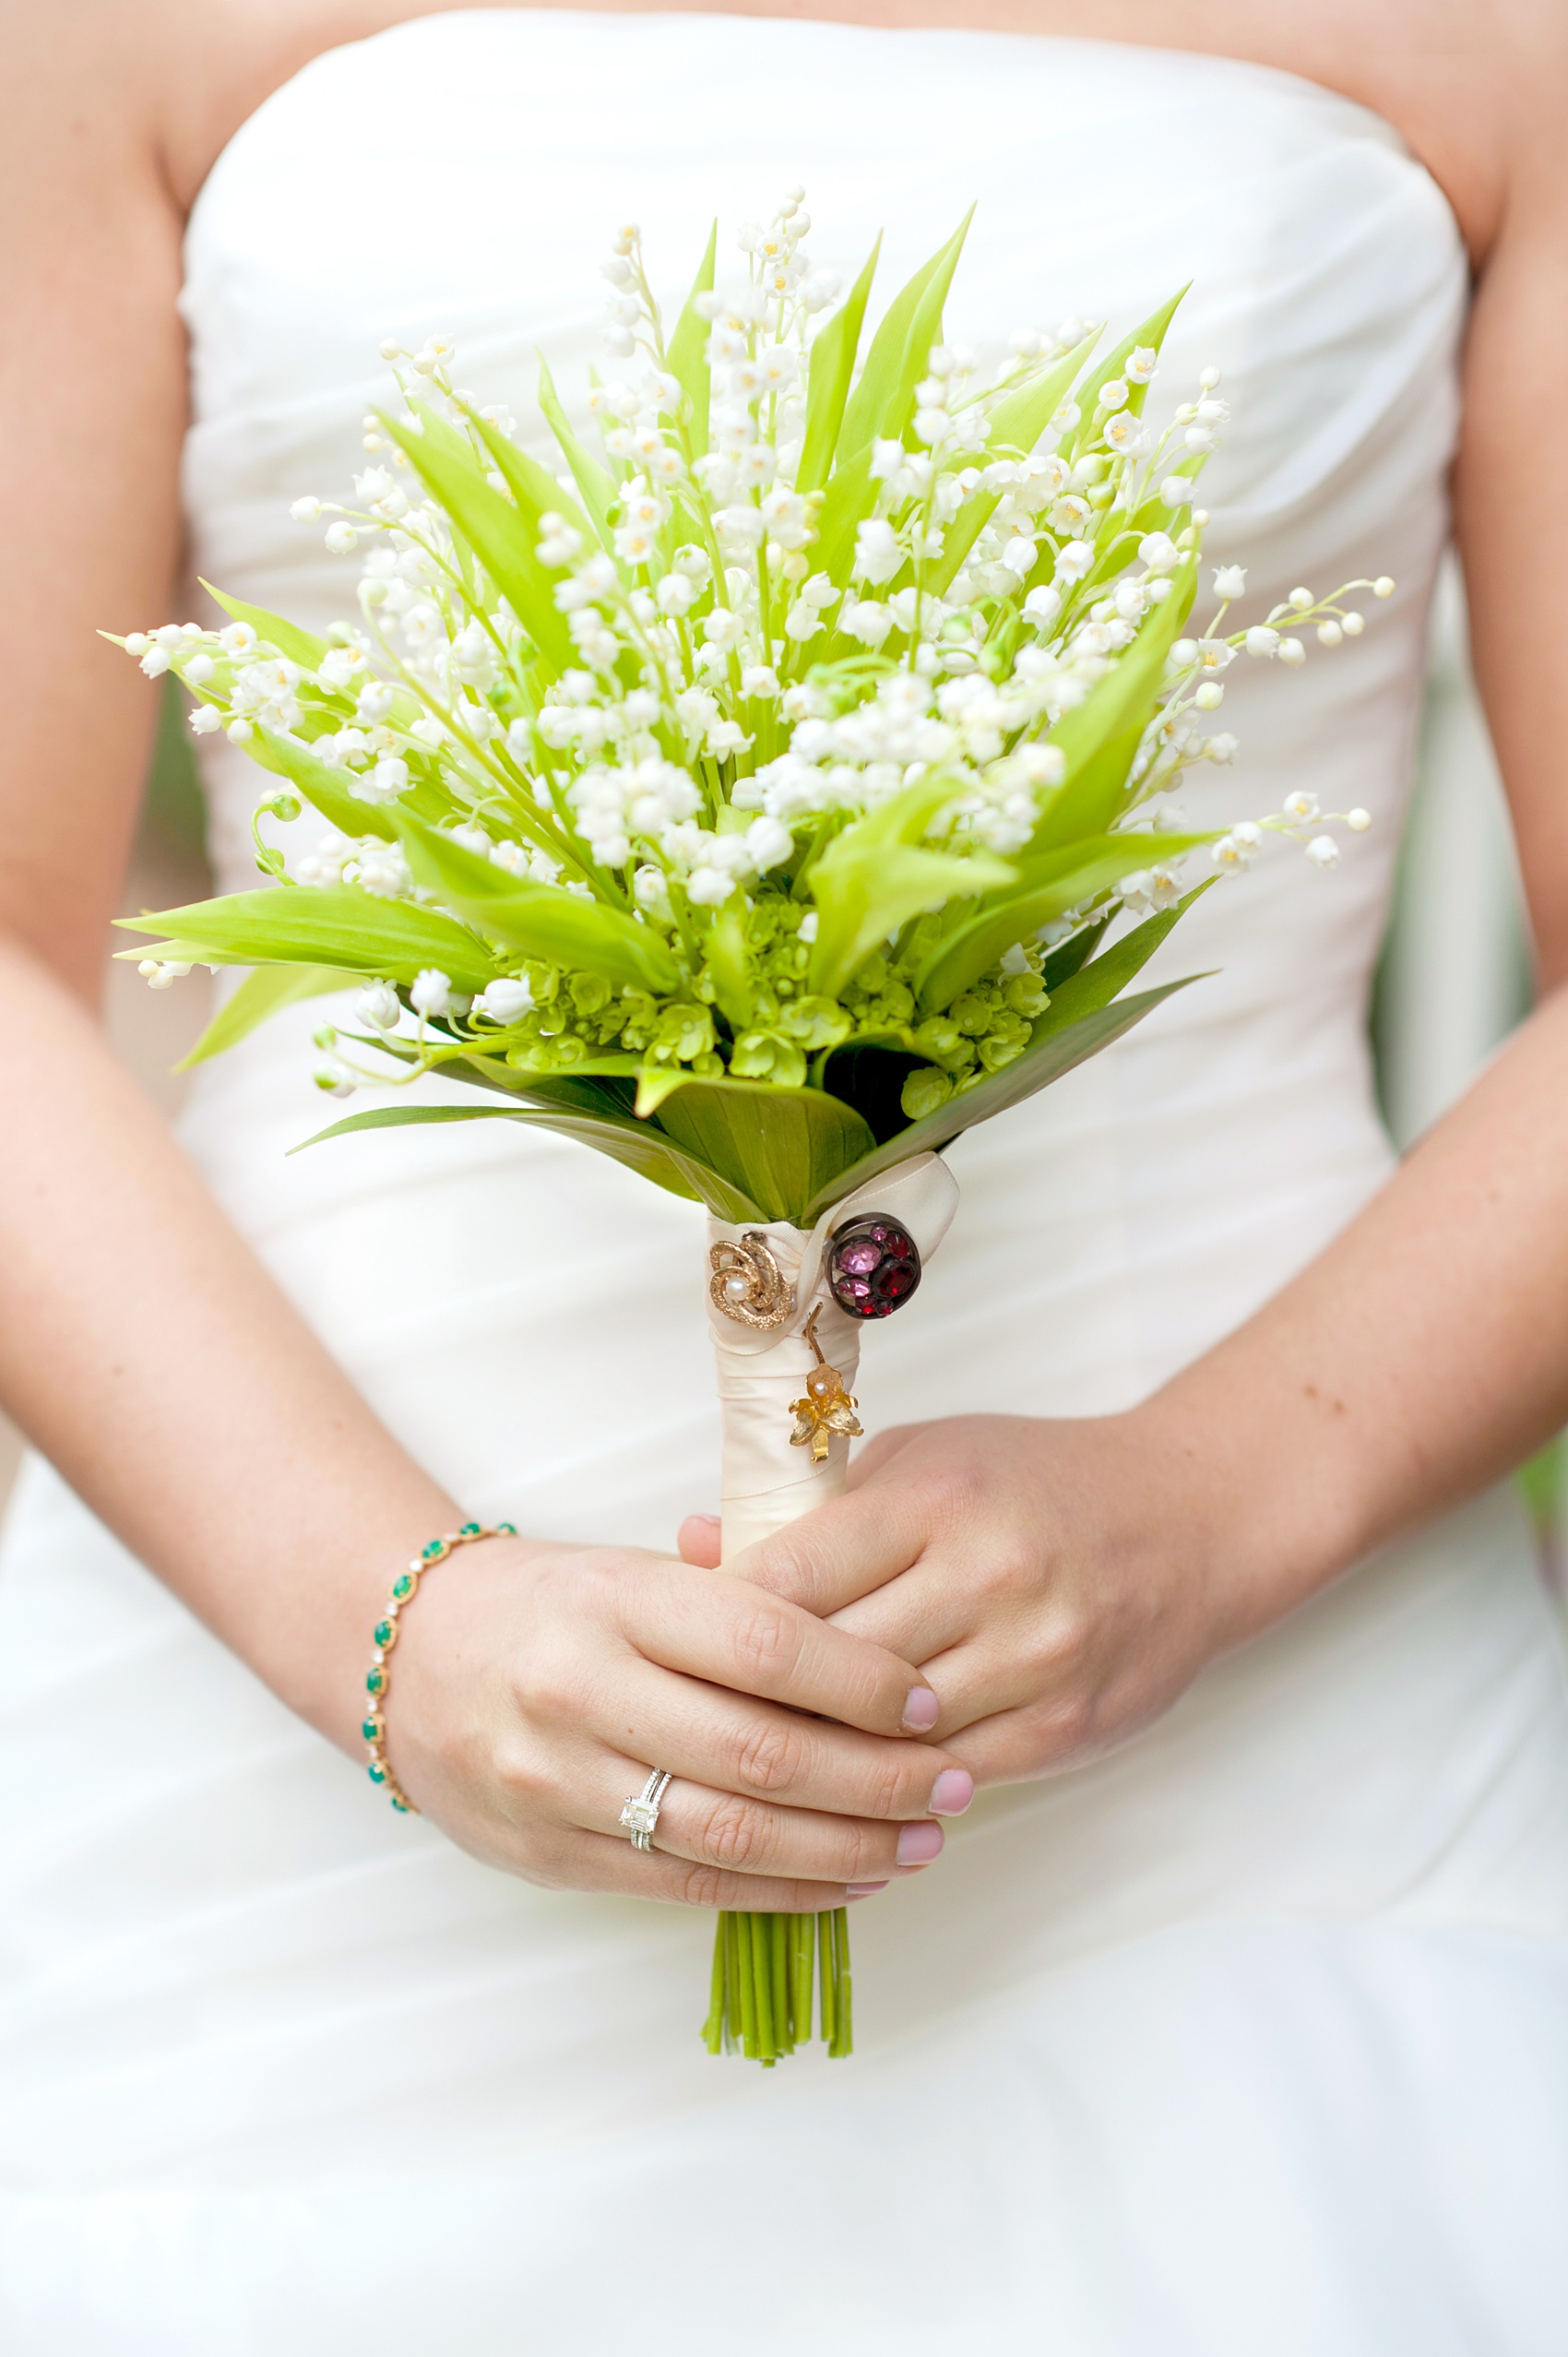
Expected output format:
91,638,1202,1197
797,237,881,494
378,406,575,672
646,1074,874,1224
177,962,359,1069
799,976,1206,1224
199,581,330,672
666,220,719,458
248,724,401,843
391,810,680,992
116,886,496,992
291,1100,763,1220
913,832,1215,1012
807,777,1015,999
535,354,617,550
837,213,971,458
1032,882,1214,1038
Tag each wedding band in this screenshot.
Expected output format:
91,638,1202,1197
620,1768,673,1852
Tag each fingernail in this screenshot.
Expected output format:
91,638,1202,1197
896,1821,944,1865
846,1881,889,1899
930,1768,974,1815
902,1685,940,1732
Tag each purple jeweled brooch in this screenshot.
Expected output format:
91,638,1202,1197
826,1216,921,1320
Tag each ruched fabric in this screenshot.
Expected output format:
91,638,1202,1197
2,15,1566,2351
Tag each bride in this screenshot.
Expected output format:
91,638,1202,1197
2,1,1565,2348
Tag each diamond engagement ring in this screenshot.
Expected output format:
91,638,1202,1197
620,1768,673,1852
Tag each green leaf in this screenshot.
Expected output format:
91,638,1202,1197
666,220,719,458
984,330,1100,458
1032,882,1214,1037
797,237,881,494
391,810,680,992
290,1100,763,1220
805,443,875,598
377,405,575,672
703,902,754,1030
176,962,359,1069
464,406,591,545
535,354,618,551
918,334,1096,600
799,976,1206,1224
1041,913,1112,990
645,1074,875,1224
913,832,1215,1012
837,213,972,458
807,777,1015,1000
1031,556,1197,851
199,581,330,672
247,725,401,843
115,887,496,992
1064,285,1189,455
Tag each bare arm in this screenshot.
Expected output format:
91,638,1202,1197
0,8,962,1900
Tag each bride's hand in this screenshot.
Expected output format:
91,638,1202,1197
679,1411,1246,1785
387,1531,975,1907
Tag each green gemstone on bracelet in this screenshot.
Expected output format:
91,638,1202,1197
391,1573,414,1601
390,1795,412,1812
498,1521,517,1536
458,1519,481,1537
362,1716,383,1744
374,1618,396,1649
422,1540,445,1560
367,1760,388,1785
366,1666,386,1696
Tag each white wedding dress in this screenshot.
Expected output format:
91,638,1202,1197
3,13,1567,2351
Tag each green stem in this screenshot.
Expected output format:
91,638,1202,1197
735,1911,760,2059
829,1908,853,2059
818,1911,837,2050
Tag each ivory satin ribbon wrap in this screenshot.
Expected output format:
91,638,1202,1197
706,1153,960,1564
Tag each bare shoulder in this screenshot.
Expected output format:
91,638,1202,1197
0,0,477,217
1302,0,1568,263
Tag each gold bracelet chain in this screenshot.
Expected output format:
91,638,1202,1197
362,1520,517,1812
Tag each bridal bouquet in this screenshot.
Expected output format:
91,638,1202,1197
118,195,1386,2063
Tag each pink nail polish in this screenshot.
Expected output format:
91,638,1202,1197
902,1685,940,1732
846,1881,889,1899
896,1821,944,1866
930,1768,974,1816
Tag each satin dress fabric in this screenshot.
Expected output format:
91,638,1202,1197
3,14,1567,2351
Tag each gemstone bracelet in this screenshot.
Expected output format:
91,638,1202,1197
362,1519,517,1811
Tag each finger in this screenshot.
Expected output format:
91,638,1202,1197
728,1482,932,1617
619,1557,940,1740
559,1824,865,1912
588,1653,975,1823
828,1558,979,1665
592,1759,947,1884
677,1513,723,1568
